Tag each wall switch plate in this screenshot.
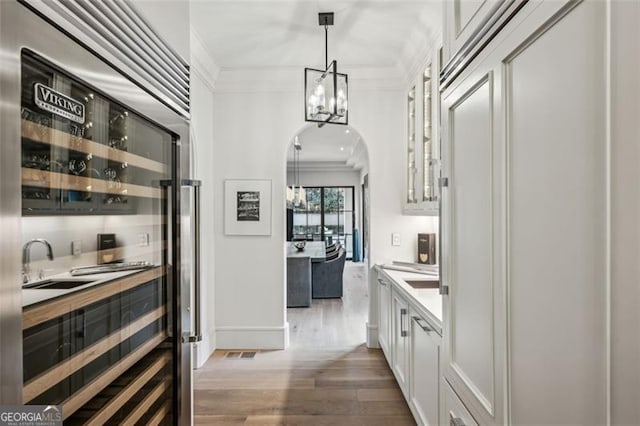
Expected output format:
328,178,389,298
138,233,149,247
71,240,82,256
392,233,401,246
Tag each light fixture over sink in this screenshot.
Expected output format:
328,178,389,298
305,12,348,127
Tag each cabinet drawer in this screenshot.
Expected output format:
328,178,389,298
444,379,478,426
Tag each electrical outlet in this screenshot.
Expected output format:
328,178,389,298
71,240,82,256
392,233,401,246
137,233,149,247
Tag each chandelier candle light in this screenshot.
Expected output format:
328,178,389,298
305,12,348,127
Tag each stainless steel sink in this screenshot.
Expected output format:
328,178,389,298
23,279,95,290
404,279,439,289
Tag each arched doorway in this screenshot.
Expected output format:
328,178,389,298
283,124,371,348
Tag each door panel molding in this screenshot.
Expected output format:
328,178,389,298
446,71,496,417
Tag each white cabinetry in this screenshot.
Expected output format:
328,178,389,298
441,1,608,424
443,0,501,64
441,62,502,425
403,41,441,216
377,274,391,357
391,290,410,397
409,309,440,426
375,267,442,425
442,0,525,85
443,380,478,426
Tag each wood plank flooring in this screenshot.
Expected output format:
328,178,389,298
194,262,415,425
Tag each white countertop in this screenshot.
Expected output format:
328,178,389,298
22,268,151,308
286,241,326,260
377,264,442,333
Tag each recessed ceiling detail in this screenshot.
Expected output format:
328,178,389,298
191,1,442,70
286,125,366,169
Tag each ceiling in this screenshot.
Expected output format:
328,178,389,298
190,0,442,69
287,125,363,163
191,1,441,165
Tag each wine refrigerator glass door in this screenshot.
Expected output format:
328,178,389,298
21,49,179,424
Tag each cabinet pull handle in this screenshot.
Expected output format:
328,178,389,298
400,308,408,337
377,278,387,286
412,316,432,332
450,413,465,426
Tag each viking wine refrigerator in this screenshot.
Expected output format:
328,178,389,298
1,1,198,424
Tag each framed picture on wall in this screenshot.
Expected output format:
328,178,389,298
224,179,272,235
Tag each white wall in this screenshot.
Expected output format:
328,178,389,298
190,63,217,367
21,215,161,278
212,87,296,349
212,69,437,349
131,0,191,61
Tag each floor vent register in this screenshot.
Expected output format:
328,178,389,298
225,351,257,359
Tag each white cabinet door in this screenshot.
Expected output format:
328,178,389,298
441,66,500,424
410,311,440,426
391,290,410,397
377,274,391,358
501,1,607,423
443,0,502,63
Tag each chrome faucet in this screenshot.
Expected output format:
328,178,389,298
22,239,54,283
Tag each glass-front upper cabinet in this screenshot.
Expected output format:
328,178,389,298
423,63,438,203
403,46,441,216
407,86,417,204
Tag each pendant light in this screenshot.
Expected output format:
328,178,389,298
287,136,306,208
305,12,348,127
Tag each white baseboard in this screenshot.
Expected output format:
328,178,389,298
193,329,216,369
216,324,289,350
366,322,379,348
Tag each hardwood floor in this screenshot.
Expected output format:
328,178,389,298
194,262,415,425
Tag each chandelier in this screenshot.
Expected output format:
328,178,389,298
305,12,348,127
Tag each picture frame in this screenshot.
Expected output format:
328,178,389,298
224,179,272,236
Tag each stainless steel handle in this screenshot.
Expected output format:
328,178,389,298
400,308,408,337
184,179,203,344
377,278,387,286
159,179,174,340
450,413,465,426
412,316,432,332
438,175,449,296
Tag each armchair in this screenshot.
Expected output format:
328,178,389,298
312,248,346,298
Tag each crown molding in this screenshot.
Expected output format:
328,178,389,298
399,28,443,90
190,29,220,91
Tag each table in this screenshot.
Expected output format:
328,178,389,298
286,241,326,261
286,241,326,308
